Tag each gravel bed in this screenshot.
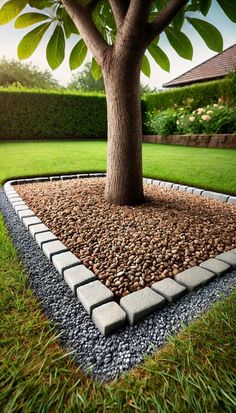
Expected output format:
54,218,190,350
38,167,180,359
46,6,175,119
15,179,236,298
1,188,236,381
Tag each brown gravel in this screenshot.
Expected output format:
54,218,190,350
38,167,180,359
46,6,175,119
15,179,236,298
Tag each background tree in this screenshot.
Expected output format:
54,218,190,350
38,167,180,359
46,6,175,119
0,57,60,89
0,0,235,205
68,62,105,91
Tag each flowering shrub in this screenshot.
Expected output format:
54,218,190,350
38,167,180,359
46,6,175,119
145,100,236,136
145,108,177,136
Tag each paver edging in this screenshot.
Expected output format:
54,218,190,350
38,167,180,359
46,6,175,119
3,174,236,336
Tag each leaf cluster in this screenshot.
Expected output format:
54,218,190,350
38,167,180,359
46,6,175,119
0,0,235,78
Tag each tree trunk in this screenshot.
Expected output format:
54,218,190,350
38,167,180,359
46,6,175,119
104,55,145,206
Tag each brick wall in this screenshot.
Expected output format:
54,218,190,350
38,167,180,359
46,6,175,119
143,134,236,149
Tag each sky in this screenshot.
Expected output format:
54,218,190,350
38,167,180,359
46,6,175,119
0,0,236,88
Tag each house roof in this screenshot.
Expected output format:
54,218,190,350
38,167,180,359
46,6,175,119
163,43,236,88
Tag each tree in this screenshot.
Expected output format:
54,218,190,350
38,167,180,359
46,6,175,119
0,57,60,88
68,62,105,91
0,0,235,205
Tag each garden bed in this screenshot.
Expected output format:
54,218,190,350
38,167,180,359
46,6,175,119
15,178,236,299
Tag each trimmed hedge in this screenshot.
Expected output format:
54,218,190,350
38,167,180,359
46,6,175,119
143,75,236,113
0,74,235,140
0,88,107,140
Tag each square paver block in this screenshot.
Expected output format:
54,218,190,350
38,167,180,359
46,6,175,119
42,240,68,261
6,190,18,197
77,174,89,178
120,287,166,325
192,188,203,196
146,179,153,184
52,251,81,276
201,191,229,203
22,216,42,229
172,184,179,190
228,196,236,204
77,280,114,315
152,179,161,186
8,196,22,202
186,187,195,194
215,252,236,268
14,204,30,212
92,302,126,336
11,200,26,206
64,265,96,293
174,266,216,292
18,209,35,220
178,185,188,192
164,182,173,189
151,278,187,302
29,223,49,237
199,258,230,276
35,231,57,248
50,176,61,181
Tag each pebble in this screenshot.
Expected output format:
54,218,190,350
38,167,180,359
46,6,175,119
15,179,236,299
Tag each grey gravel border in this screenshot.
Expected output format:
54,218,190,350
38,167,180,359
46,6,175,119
1,183,236,381
3,174,236,337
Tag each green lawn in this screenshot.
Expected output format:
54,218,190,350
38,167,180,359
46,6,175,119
0,140,236,194
0,214,235,412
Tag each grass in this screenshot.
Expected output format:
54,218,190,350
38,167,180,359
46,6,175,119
0,140,236,194
0,214,236,412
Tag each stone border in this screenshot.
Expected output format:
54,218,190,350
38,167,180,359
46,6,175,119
3,174,236,336
143,134,236,149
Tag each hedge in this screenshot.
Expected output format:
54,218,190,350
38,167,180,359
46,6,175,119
0,88,107,140
143,75,236,113
0,74,235,140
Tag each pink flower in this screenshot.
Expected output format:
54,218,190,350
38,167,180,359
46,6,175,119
197,108,205,114
201,114,211,121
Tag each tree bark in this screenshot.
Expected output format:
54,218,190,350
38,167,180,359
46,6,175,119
103,52,145,205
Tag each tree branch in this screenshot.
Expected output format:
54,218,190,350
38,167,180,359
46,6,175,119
62,0,109,66
124,0,153,29
108,0,129,29
148,0,188,41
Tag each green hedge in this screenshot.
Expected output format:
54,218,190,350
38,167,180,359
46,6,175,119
143,75,236,113
0,88,107,140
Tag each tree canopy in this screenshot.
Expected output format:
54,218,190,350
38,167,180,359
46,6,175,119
0,1,235,79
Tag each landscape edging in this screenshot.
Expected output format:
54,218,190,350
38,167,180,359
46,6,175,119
143,134,236,149
3,174,236,336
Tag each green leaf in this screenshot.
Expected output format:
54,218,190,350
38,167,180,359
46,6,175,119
172,7,185,30
91,58,102,80
141,54,151,78
46,25,65,70
148,43,170,72
17,22,50,59
165,27,193,60
0,0,27,25
15,12,50,28
199,0,212,16
69,39,87,70
187,17,223,52
28,0,54,9
63,14,79,38
216,0,236,23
